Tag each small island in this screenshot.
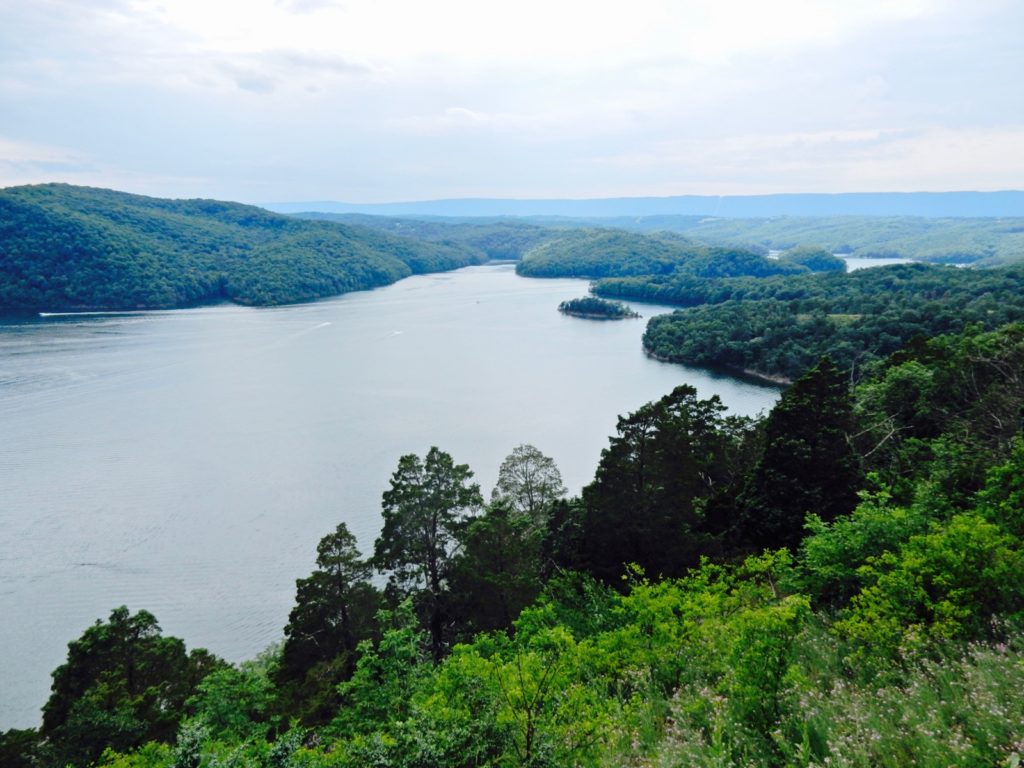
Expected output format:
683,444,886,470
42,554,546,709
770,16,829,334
558,296,641,320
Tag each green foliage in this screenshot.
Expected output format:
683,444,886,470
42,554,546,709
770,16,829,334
799,488,930,606
853,324,1024,496
448,500,545,639
95,741,173,768
646,638,1024,768
517,229,695,278
373,447,483,660
40,606,222,768
517,228,804,281
733,358,863,551
331,601,432,739
0,728,40,768
26,320,1024,768
835,513,1024,667
277,524,380,725
977,437,1024,537
558,296,640,319
297,212,555,261
626,264,1024,381
569,385,757,582
490,444,567,529
187,654,279,741
630,213,1024,265
779,245,847,273
0,184,483,310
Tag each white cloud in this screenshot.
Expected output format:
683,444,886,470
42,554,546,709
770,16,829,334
0,137,94,179
0,0,1020,200
386,107,564,137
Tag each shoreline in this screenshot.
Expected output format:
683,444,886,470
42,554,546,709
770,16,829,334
642,346,791,387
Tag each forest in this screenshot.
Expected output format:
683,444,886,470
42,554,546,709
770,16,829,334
0,185,483,311
620,263,1024,382
3,320,1024,768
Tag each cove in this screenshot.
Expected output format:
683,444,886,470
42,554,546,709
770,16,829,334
0,264,780,728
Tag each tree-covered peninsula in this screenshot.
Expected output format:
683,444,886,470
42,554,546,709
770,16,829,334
625,263,1024,381
0,184,484,311
4,320,1024,768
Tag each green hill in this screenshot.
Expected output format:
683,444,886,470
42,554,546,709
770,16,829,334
292,212,556,261
569,214,1024,265
515,228,809,279
0,184,483,311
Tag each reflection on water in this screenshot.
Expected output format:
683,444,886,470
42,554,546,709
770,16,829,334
0,265,779,728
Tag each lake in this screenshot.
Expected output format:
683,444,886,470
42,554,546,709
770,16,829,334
0,265,779,728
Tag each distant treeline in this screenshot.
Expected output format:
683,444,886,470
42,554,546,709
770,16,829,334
524,214,1024,266
0,185,484,311
5,184,1022,314
292,212,554,261
297,211,1024,267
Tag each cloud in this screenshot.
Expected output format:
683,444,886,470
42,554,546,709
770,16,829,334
228,70,277,95
276,51,369,76
1,0,1020,200
386,107,563,137
213,49,370,94
0,137,95,180
274,0,342,12
577,125,1024,194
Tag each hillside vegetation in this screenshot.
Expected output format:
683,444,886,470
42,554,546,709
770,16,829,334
602,263,1024,381
293,213,555,262
0,185,482,311
515,229,815,279
558,214,1024,266
4,322,1024,768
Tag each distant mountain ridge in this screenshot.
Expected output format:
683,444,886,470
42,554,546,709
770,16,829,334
264,191,1024,218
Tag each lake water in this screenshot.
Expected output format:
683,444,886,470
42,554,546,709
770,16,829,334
841,256,913,271
0,265,779,728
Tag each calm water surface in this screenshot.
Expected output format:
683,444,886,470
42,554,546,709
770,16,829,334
842,255,913,270
0,265,779,728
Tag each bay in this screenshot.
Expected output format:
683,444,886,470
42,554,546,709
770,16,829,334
0,265,779,728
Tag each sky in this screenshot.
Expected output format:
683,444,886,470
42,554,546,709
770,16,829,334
0,0,1021,203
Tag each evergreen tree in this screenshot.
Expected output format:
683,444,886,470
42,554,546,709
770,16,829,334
276,523,380,724
372,447,483,661
576,385,754,583
734,357,862,551
448,499,544,639
40,607,221,768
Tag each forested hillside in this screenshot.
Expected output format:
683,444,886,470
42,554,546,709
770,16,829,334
0,185,482,311
293,213,556,262
523,214,1024,265
515,229,817,279
4,323,1024,768
621,263,1024,381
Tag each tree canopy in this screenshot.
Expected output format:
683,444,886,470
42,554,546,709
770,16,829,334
372,447,483,660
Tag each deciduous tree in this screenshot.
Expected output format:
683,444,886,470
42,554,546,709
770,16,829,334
491,443,567,529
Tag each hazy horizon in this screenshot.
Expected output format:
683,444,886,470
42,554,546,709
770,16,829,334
1,1,1021,204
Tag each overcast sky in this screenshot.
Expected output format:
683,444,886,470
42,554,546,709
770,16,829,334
0,0,1021,203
